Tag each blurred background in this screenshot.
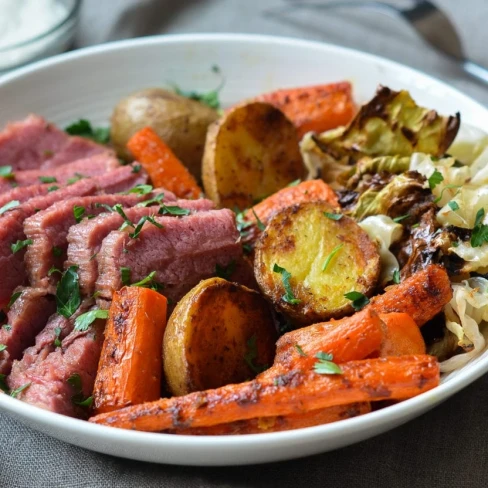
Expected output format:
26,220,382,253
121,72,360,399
1,0,487,105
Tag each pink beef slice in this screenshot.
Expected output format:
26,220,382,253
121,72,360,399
67,198,214,296
0,287,56,375
24,193,154,291
7,318,105,418
0,183,52,208
0,115,109,171
96,208,240,304
0,152,120,193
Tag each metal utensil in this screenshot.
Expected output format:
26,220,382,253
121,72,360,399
265,0,488,85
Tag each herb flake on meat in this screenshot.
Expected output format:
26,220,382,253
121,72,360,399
0,200,19,216
74,309,109,332
38,176,57,184
10,382,31,398
129,216,163,239
8,291,22,309
0,166,14,179
0,344,6,352
127,184,153,195
65,119,110,144
73,205,85,223
56,266,81,318
158,204,191,216
11,239,32,254
215,260,236,280
67,373,93,408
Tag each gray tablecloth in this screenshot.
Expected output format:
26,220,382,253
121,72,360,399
2,1,488,486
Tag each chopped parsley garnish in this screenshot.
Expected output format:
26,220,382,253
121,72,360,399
95,203,114,213
428,169,444,190
251,208,265,231
74,309,109,332
392,269,401,284
273,264,301,305
38,176,57,184
314,352,342,375
55,266,81,318
448,201,460,211
127,184,153,195
65,119,110,144
113,204,133,230
471,208,488,248
0,166,14,179
215,260,236,280
11,239,32,254
132,164,142,174
0,374,8,393
322,244,343,272
2,324,11,331
54,327,62,347
344,291,370,311
287,179,301,187
393,214,409,223
294,344,307,357
52,246,62,257
0,344,6,352
10,382,31,398
129,216,163,239
73,205,85,223
324,211,343,221
158,204,191,217
244,335,267,374
8,291,22,309
48,185,59,192
66,173,85,185
120,267,131,286
137,193,165,207
132,271,164,291
0,200,19,216
67,373,93,408
235,209,252,239
433,184,461,204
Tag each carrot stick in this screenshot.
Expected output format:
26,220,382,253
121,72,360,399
254,82,356,138
169,403,371,435
368,264,452,327
89,355,439,431
379,313,426,357
127,127,202,199
92,286,168,415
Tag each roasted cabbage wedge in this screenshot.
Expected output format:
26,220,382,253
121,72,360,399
254,201,381,324
202,101,305,210
163,278,277,396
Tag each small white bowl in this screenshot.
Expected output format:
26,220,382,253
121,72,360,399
0,0,81,72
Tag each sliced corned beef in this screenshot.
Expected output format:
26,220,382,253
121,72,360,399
67,198,213,295
0,152,120,193
0,287,56,375
0,183,52,208
96,209,241,304
0,115,109,171
93,163,147,194
7,317,105,418
24,194,153,290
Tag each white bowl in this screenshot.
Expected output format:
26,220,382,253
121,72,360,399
0,34,487,467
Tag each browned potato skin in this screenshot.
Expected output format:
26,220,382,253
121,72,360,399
254,201,381,325
110,88,219,180
163,278,277,396
202,102,305,210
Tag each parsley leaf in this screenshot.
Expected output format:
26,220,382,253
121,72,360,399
54,327,62,347
66,173,85,185
11,239,32,254
73,205,85,223
471,208,488,248
67,373,93,408
0,374,8,393
294,344,307,357
48,185,59,192
132,164,142,174
0,200,19,216
314,352,342,375
428,169,444,190
433,184,461,204
215,260,236,280
10,382,31,398
324,211,343,221
8,291,22,309
448,201,460,211
273,264,301,305
127,184,153,195
2,324,11,331
65,119,110,144
120,267,131,286
393,214,409,223
113,204,133,230
158,204,191,216
244,335,267,374
52,246,62,257
129,216,163,239
56,266,81,318
344,291,370,311
0,166,14,179
251,208,265,231
392,269,401,284
0,344,6,352
74,309,109,332
38,176,57,184
322,244,343,272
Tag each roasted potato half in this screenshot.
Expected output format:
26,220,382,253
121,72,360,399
254,201,381,324
202,102,305,210
163,278,277,396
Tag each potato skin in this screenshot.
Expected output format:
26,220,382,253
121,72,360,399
163,278,277,396
255,201,381,324
202,102,305,210
110,88,219,180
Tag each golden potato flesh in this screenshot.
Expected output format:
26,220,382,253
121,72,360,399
163,278,277,396
254,201,381,324
202,102,305,210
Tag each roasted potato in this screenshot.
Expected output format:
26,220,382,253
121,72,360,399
254,201,381,324
163,278,277,396
110,88,219,180
202,102,305,210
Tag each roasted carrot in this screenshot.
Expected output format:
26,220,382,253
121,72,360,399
127,127,202,199
379,313,426,357
92,286,168,415
89,355,439,431
369,265,452,327
254,82,356,138
169,403,371,435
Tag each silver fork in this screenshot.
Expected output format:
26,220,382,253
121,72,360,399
265,0,488,85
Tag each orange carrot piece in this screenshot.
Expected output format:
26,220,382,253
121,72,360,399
92,286,168,415
169,403,371,435
255,82,356,138
379,313,426,357
368,265,452,327
90,355,439,431
127,127,202,199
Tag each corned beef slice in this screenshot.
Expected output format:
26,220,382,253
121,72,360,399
0,115,108,171
0,287,56,375
7,318,105,417
0,152,120,193
0,183,52,208
67,198,214,295
96,209,241,304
